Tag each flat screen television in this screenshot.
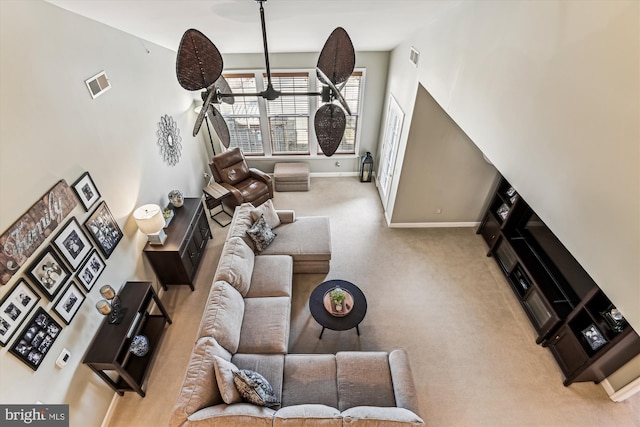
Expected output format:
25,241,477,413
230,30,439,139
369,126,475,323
518,212,596,301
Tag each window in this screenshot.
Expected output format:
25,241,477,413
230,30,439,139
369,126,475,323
218,74,263,154
265,73,310,154
219,70,364,157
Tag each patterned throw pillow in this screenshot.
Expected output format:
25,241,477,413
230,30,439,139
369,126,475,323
233,369,280,408
246,214,276,252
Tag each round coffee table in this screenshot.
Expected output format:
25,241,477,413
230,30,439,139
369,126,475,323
309,280,367,339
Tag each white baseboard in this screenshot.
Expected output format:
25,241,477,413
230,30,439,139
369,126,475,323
388,222,480,228
309,172,359,177
601,377,640,402
100,393,120,427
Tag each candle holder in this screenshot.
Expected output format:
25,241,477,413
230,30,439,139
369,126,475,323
96,285,127,324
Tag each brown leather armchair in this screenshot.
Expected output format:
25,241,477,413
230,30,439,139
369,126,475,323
209,147,273,208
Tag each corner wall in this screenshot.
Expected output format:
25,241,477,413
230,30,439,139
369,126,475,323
380,0,639,390
0,1,210,425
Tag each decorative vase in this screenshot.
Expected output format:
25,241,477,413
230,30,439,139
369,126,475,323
129,335,150,357
168,190,184,208
335,303,343,312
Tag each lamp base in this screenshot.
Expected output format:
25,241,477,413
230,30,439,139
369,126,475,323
108,307,128,324
147,229,167,245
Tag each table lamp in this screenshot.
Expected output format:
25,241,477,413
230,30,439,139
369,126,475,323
133,204,166,245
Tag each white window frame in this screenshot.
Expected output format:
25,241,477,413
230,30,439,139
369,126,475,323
219,68,365,158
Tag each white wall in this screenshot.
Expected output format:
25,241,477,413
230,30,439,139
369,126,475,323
384,1,640,339
0,1,210,425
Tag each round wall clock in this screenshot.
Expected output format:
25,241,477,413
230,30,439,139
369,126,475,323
157,114,182,166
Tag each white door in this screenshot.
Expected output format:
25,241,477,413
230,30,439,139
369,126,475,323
377,95,404,206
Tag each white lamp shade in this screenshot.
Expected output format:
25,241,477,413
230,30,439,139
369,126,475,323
133,204,165,235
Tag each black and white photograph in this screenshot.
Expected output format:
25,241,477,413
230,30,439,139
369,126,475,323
0,279,40,346
84,201,123,259
53,282,85,325
581,324,608,351
26,246,71,301
76,249,105,292
9,307,62,370
53,218,93,270
72,171,101,211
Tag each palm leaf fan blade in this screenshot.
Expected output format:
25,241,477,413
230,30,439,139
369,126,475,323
209,105,231,148
176,29,223,91
317,27,355,86
315,104,346,157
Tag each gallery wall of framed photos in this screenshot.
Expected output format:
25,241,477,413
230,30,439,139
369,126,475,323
0,172,122,371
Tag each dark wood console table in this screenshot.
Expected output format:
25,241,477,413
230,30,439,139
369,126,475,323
83,281,171,397
143,198,211,291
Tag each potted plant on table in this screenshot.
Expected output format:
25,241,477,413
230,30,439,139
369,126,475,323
330,288,346,312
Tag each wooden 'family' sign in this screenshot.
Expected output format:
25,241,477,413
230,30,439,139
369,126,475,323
0,180,78,285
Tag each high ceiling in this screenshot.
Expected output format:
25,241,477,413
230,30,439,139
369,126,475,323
45,0,461,53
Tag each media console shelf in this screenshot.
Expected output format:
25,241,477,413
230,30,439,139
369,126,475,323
478,175,640,386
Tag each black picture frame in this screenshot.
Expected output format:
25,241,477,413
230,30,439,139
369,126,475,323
76,249,105,292
581,324,608,351
53,281,85,325
0,279,40,346
26,247,71,301
52,218,93,271
72,171,101,211
84,201,123,259
9,307,63,370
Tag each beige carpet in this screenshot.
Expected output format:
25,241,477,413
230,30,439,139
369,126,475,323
107,177,640,427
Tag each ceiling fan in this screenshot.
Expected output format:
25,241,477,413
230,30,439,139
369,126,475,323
175,0,356,157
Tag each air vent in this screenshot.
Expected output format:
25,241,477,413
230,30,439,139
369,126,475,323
409,47,419,67
85,71,111,99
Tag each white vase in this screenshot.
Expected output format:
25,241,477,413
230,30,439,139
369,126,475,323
335,303,342,312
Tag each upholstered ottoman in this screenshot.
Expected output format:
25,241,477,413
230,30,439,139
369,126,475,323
274,162,310,192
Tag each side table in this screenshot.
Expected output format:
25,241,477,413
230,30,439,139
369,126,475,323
203,181,233,227
83,281,172,397
309,280,367,339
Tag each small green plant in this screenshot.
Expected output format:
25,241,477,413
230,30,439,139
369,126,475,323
330,288,346,305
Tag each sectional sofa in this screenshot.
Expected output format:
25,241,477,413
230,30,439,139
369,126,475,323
169,202,424,426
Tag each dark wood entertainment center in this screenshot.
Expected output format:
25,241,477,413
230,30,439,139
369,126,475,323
478,175,640,386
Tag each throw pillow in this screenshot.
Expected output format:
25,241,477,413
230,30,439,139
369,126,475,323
233,369,280,408
246,214,276,252
250,199,281,230
212,356,243,404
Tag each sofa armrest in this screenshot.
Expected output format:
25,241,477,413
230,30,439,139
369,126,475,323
389,349,422,417
276,210,295,224
218,181,243,206
249,168,274,198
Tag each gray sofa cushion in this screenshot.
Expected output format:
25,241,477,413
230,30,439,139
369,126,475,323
213,356,243,404
168,337,232,427
250,199,281,229
388,349,421,416
341,406,424,426
260,216,331,263
238,297,290,354
336,352,396,411
197,281,245,353
232,353,285,406
246,255,293,298
274,405,342,427
247,214,277,252
282,354,338,408
188,403,275,426
214,237,255,296
228,202,258,250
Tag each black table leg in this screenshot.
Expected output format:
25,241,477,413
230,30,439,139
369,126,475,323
356,325,360,336
319,327,326,339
